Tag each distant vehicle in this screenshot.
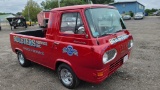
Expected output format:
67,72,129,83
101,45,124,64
122,15,131,20
153,10,160,16
37,10,50,28
7,17,27,30
26,21,35,26
134,12,144,20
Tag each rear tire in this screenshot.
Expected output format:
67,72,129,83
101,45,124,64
17,51,31,67
57,63,80,89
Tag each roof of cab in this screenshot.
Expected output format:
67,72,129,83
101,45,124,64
51,4,115,11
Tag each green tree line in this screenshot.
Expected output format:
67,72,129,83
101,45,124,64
145,8,160,15
22,0,42,22
41,0,113,10
0,12,12,15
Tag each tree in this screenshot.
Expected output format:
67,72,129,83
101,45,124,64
41,0,113,10
0,12,12,15
61,0,86,6
16,12,22,16
91,0,113,4
145,8,159,15
0,12,5,15
41,0,86,10
41,0,58,10
22,0,42,21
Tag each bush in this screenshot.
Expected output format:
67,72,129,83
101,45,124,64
61,0,86,6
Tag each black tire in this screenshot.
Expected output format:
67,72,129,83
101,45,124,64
17,51,31,67
11,26,13,30
57,64,80,89
39,24,41,28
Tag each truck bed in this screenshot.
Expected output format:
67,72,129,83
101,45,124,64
16,29,46,37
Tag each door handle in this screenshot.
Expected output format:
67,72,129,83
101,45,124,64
54,42,60,45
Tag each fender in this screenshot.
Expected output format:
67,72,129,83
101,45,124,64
54,58,81,78
54,59,72,70
15,47,23,54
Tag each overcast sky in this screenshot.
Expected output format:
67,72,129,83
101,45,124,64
0,0,160,13
0,0,44,13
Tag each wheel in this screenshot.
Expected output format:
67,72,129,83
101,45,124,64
25,25,27,28
39,24,41,28
57,64,80,89
11,26,13,30
20,23,24,26
17,51,31,67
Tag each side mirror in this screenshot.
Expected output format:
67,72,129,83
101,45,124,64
77,26,85,34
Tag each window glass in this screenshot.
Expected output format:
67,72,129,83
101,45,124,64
60,12,84,34
139,5,143,9
122,4,125,7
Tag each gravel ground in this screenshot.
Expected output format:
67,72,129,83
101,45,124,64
0,16,160,90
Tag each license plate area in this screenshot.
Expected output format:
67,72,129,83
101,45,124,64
123,54,128,63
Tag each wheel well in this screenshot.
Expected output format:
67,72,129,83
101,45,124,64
15,49,21,54
55,61,72,71
15,49,19,53
55,61,63,70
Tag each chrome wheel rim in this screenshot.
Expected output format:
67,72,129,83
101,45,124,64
60,68,73,86
18,53,24,64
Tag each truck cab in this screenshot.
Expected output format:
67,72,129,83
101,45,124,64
10,4,133,89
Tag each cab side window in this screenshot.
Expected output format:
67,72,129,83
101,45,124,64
60,12,85,34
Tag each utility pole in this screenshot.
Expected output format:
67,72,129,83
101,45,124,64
27,0,31,24
58,0,61,7
0,19,1,31
87,0,91,4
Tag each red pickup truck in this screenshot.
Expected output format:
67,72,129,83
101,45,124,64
10,4,133,89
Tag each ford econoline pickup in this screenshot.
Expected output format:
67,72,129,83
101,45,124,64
10,4,133,89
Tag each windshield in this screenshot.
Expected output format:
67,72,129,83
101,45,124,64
85,8,126,37
136,12,143,15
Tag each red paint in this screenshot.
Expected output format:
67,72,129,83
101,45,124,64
10,4,133,84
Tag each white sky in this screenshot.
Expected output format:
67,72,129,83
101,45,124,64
0,0,159,13
0,0,44,13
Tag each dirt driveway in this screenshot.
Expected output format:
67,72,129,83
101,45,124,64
0,16,160,90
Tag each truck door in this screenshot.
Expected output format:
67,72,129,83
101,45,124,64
53,10,91,64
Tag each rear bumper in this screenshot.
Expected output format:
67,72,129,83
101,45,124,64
134,17,143,19
123,18,131,20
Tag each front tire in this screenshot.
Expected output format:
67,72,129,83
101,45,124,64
17,51,31,67
57,64,80,89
